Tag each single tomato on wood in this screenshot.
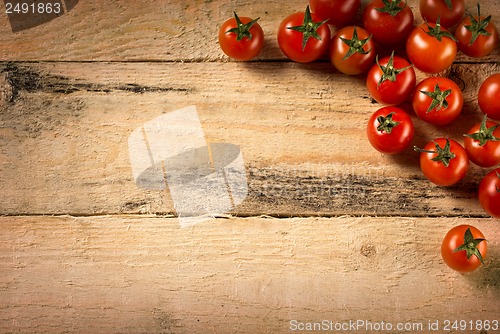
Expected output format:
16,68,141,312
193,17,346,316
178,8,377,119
329,26,376,75
406,20,457,74
277,6,330,63
412,77,463,125
362,0,414,46
366,52,416,105
479,168,500,218
441,225,487,273
419,0,465,28
414,138,469,186
464,116,500,168
366,106,414,154
478,73,500,121
218,12,264,61
309,0,361,29
455,4,498,58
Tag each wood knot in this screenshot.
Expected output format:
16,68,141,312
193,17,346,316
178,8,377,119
360,243,376,258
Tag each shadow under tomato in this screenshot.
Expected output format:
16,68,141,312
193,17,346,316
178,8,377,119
255,36,287,62
463,245,500,292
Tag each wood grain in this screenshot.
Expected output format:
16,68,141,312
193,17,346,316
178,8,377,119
1,0,500,333
0,215,498,334
1,61,498,216
0,0,499,61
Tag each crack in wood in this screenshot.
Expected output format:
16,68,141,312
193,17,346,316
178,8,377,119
0,63,192,101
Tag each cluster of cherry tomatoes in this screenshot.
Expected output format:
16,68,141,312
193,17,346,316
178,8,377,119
218,0,499,273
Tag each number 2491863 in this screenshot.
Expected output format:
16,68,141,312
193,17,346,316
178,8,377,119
5,2,62,15
443,319,499,331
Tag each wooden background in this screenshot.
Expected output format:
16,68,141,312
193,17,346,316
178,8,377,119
0,0,499,333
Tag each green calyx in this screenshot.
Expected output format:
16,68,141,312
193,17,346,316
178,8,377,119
288,5,328,51
413,138,456,167
375,0,406,17
376,112,401,134
425,17,457,42
452,227,486,265
226,12,260,41
376,51,413,86
465,3,492,46
444,0,453,9
420,84,452,113
464,115,500,146
340,26,373,60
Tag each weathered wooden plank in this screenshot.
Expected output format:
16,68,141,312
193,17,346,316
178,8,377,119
1,61,498,216
0,215,498,334
0,0,498,62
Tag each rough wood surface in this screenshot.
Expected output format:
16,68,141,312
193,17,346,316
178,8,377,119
1,0,500,333
0,61,498,216
0,0,499,61
0,215,498,334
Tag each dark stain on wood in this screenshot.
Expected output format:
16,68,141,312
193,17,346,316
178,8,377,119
122,200,149,211
238,166,483,217
1,62,42,102
360,243,377,257
116,165,486,217
152,309,185,334
0,62,192,100
0,95,86,138
116,83,191,94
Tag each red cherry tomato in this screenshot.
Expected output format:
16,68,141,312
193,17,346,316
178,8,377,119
454,4,499,58
366,52,416,105
478,73,500,121
479,168,500,218
277,6,330,63
464,117,500,168
406,22,457,74
419,0,465,28
441,225,487,273
366,106,414,154
218,13,264,61
309,0,361,29
412,77,463,125
329,26,376,75
414,138,469,186
362,0,414,46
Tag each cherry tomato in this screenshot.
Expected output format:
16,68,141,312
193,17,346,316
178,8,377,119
464,117,500,168
406,21,457,74
309,0,361,29
414,138,469,186
419,0,465,28
479,168,500,218
366,52,416,105
455,4,498,58
362,0,414,46
412,77,463,125
366,106,414,154
329,26,376,75
478,73,500,121
278,6,330,63
218,12,264,61
441,225,487,273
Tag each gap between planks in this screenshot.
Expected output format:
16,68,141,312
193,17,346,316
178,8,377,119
0,213,492,219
